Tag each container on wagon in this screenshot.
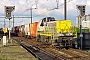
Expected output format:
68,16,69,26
24,24,30,37
29,22,38,37
14,26,20,36
18,25,25,37
21,25,25,37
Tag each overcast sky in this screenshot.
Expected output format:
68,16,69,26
0,0,90,28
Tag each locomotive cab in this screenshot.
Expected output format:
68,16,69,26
37,17,56,42
37,17,56,32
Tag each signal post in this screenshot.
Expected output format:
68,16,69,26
5,6,15,44
76,5,86,50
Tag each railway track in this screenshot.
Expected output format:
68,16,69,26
12,37,90,60
12,37,56,60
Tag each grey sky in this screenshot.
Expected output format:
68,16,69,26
0,0,90,28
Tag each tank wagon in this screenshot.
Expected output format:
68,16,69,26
13,17,77,48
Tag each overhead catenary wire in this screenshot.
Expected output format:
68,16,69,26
17,0,57,23
0,0,73,27
33,0,73,18
16,0,48,24
13,0,28,16
56,0,59,9
35,0,38,8
15,0,38,24
16,0,73,24
15,0,37,19
0,0,38,27
19,0,38,16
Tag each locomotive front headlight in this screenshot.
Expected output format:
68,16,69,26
69,32,73,35
66,32,73,36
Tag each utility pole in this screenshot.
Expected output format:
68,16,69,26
4,19,5,28
4,19,5,36
28,7,36,23
79,16,82,49
76,5,86,50
13,15,14,33
30,8,32,23
29,0,38,23
64,0,66,20
9,18,11,41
